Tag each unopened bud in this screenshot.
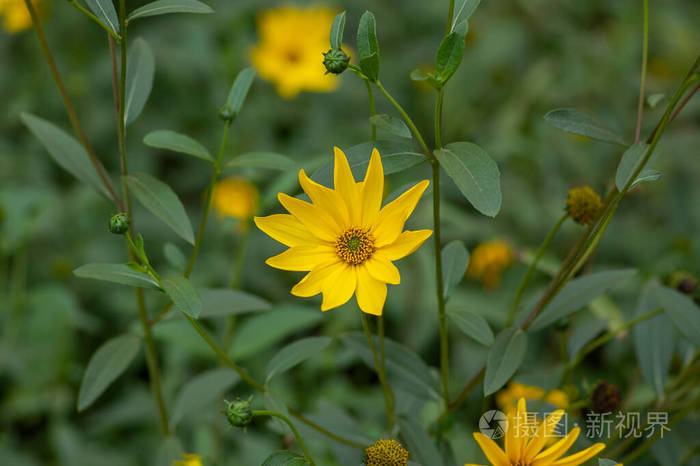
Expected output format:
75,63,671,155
223,397,253,428
109,213,130,235
323,48,350,74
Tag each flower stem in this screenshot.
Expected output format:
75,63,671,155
252,410,316,465
506,213,568,326
432,161,450,403
446,0,456,34
633,0,649,144
287,408,367,449
360,312,395,432
364,79,377,141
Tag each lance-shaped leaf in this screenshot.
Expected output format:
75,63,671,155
161,276,201,319
171,368,239,427
124,38,155,125
143,130,212,162
369,114,412,138
447,307,494,346
484,327,528,395
544,109,626,146
265,336,332,383
441,240,469,299
435,21,469,84
654,285,700,346
127,0,214,22
74,263,160,289
222,67,256,120
225,152,295,171
330,11,346,49
199,288,270,318
357,11,379,80
615,142,661,192
85,0,119,34
261,451,307,466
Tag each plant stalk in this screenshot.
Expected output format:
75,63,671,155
361,312,395,431
252,410,316,465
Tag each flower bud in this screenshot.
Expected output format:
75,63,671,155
591,381,621,414
109,213,130,235
565,186,602,225
668,270,697,295
218,106,235,122
223,397,253,428
363,439,409,466
323,48,350,74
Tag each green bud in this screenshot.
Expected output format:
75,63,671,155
218,106,235,122
109,213,130,235
223,397,253,428
323,49,350,75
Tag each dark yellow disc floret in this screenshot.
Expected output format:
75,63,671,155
364,439,409,466
566,186,602,225
336,227,375,265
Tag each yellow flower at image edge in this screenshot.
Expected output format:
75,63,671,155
212,177,259,221
251,6,339,98
0,0,39,33
468,398,607,466
467,239,514,288
173,453,203,466
255,147,432,316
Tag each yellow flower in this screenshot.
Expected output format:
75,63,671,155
365,438,410,466
468,398,607,466
254,147,432,316
565,186,601,225
0,0,37,33
467,239,514,288
212,177,259,221
250,5,339,99
496,382,569,415
173,453,203,466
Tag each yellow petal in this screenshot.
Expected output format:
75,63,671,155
333,147,362,225
532,427,581,466
364,256,400,284
523,409,565,463
278,192,338,242
372,206,409,248
360,148,384,226
505,398,526,463
254,214,316,247
464,464,489,466
472,433,510,466
550,443,606,466
321,263,356,311
376,230,433,261
291,261,339,297
265,245,337,271
355,267,387,316
298,168,350,231
375,179,429,226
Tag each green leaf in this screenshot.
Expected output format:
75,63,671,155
312,140,425,187
434,141,501,217
615,142,660,192
199,288,270,318
543,109,627,146
329,11,346,50
225,152,295,171
127,0,213,22
161,276,201,319
124,38,155,125
143,130,212,162
21,113,110,199
646,93,666,108
171,368,239,427
451,0,481,29
265,336,332,383
77,334,141,411
447,307,493,346
441,240,469,299
85,0,119,34
484,327,528,395
397,416,442,466
125,172,195,244
222,67,256,119
155,437,183,466
74,263,160,289
369,114,412,138
634,282,675,396
435,21,468,84
229,307,322,360
654,285,700,346
357,11,379,80
261,451,308,466
163,242,187,271
409,69,442,89
529,269,637,331
341,333,441,400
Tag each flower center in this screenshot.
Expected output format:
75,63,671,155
336,227,375,265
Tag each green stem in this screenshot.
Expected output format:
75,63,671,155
287,408,366,449
633,0,649,144
507,213,568,326
361,312,395,431
432,161,449,403
446,0,456,34
252,410,316,465
230,225,250,289
364,79,377,141
24,0,123,210
68,0,121,41
435,88,444,149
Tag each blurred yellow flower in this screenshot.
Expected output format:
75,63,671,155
251,5,339,98
255,147,432,316
212,176,259,221
0,0,38,33
468,398,606,466
496,382,569,415
173,453,203,466
467,239,514,288
566,186,601,225
365,438,409,466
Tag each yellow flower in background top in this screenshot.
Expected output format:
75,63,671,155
251,5,339,98
467,239,514,288
0,0,38,33
212,176,259,221
173,453,203,466
254,147,432,316
496,382,569,415
468,398,607,466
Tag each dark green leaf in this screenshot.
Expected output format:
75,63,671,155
530,269,637,331
199,288,270,318
329,12,346,50
77,334,141,411
125,172,195,244
265,336,332,383
441,240,469,299
143,130,212,162
261,451,308,466
85,0,119,34
484,327,528,395
127,0,213,22
447,307,493,346
171,368,239,427
369,114,412,138
223,67,256,118
435,21,468,84
654,285,700,346
74,263,160,289
21,113,110,198
398,416,442,466
161,276,201,319
124,38,155,125
434,141,501,217
225,152,295,171
543,109,626,146
615,142,648,191
357,11,379,80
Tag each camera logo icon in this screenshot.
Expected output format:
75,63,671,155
479,409,508,440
